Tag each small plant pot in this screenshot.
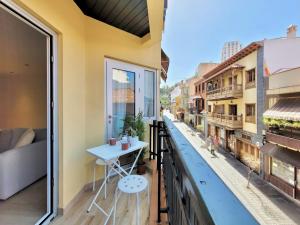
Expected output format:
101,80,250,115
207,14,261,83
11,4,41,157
137,161,146,175
109,138,117,146
121,142,129,150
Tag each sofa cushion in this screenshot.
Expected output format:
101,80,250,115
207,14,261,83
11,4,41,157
14,128,35,148
0,130,13,153
9,128,27,149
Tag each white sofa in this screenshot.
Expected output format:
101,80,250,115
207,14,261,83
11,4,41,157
0,128,47,200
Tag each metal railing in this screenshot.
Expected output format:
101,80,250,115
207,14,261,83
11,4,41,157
207,84,243,100
207,113,243,128
149,117,258,225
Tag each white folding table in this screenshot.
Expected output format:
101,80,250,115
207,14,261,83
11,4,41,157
86,141,148,224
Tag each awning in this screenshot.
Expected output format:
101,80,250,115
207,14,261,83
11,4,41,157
261,143,300,167
161,49,169,81
263,98,300,121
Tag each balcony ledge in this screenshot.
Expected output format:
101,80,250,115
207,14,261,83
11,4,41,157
266,131,300,151
163,116,258,225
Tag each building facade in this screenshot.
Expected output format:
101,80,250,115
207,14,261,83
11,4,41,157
262,66,300,201
204,29,300,174
221,41,242,62
190,63,218,132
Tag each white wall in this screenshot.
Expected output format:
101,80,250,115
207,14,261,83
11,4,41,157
264,37,300,74
268,67,300,90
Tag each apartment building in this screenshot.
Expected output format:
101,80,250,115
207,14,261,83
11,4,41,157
190,63,218,132
221,41,242,62
262,66,300,200
204,26,300,174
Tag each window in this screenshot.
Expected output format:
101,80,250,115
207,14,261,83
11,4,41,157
208,105,212,113
198,85,201,93
245,104,256,123
195,86,197,93
144,70,155,117
202,83,205,92
271,158,295,185
215,104,225,114
246,68,256,88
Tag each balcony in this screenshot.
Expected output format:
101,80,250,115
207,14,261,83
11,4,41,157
207,113,243,129
266,131,300,151
207,84,243,101
147,118,258,225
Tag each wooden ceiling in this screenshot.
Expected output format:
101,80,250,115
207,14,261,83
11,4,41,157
74,0,150,37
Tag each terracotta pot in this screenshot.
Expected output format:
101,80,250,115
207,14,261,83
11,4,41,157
137,161,146,175
121,142,129,150
109,138,117,146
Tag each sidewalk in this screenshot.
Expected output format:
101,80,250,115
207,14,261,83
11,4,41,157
168,116,300,225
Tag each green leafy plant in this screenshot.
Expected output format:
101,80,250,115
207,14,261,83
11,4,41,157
122,115,135,136
135,112,145,141
263,116,300,129
127,126,137,137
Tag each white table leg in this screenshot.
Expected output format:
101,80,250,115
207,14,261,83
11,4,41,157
93,164,96,191
87,165,114,213
104,165,107,199
129,147,144,175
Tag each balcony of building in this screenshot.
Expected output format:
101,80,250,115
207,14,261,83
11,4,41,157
207,112,243,129
266,128,300,151
264,97,300,151
51,117,257,225
206,84,243,101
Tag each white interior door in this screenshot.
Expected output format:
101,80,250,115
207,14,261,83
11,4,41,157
106,58,157,139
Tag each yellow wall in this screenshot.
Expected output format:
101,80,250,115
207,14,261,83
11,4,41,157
207,51,258,134
14,0,163,209
239,51,257,133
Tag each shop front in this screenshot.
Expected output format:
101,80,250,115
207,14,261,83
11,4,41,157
261,143,300,200
236,137,260,173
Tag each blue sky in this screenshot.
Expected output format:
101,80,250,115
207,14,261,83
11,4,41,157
162,0,300,86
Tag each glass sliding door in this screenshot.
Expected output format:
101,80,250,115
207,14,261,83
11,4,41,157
0,3,56,225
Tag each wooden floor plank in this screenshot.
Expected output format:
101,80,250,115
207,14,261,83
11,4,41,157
51,173,151,225
149,160,169,225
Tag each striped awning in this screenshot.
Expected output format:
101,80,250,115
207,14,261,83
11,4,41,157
263,98,300,121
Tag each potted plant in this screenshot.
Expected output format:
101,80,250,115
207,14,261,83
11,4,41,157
135,112,146,175
127,126,139,146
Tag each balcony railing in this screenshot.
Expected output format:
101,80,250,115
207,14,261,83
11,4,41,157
266,131,300,150
207,84,243,100
149,118,258,225
207,113,243,129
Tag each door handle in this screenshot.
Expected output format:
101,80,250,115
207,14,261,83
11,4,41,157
108,115,112,119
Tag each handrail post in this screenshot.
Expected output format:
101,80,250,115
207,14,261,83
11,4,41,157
157,120,164,223
149,122,153,160
153,120,157,160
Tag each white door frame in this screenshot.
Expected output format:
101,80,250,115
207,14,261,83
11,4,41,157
105,58,158,139
0,1,59,224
